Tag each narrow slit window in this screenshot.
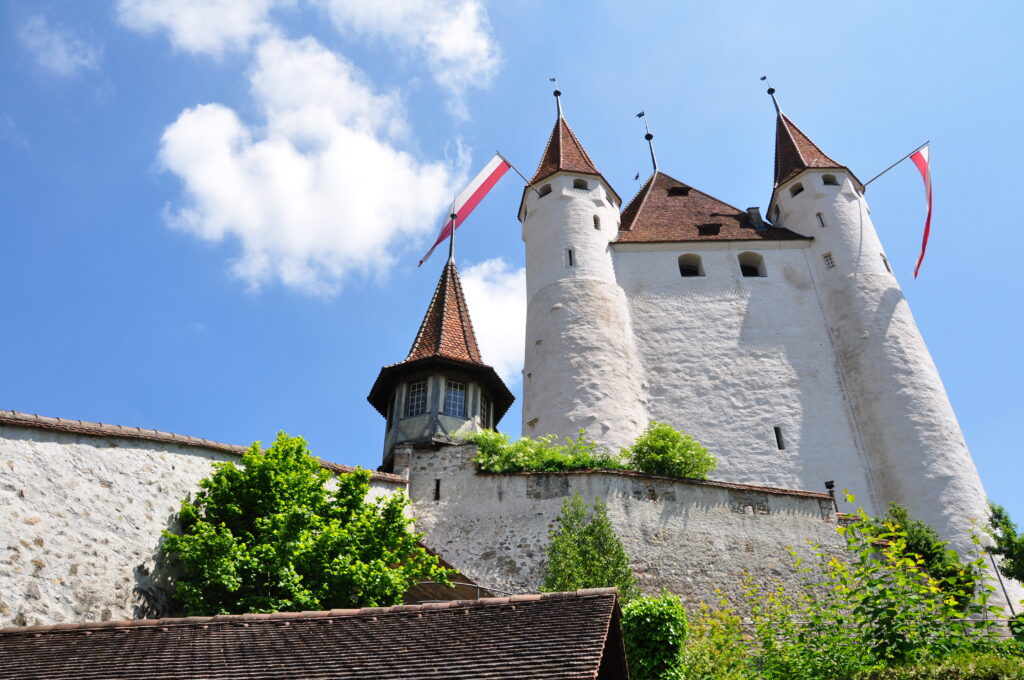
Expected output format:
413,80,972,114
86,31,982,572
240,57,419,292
593,215,601,230
881,253,892,273
566,248,575,267
538,183,552,197
573,178,589,190
772,205,781,222
407,380,427,416
443,380,466,418
480,396,491,428
822,174,839,186
790,183,804,197
816,212,826,229
433,479,441,501
823,252,835,269
774,426,786,450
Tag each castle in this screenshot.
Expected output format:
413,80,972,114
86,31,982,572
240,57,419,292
1,91,1018,627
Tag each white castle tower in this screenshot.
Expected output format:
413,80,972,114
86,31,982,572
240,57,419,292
518,88,1003,566
519,91,648,450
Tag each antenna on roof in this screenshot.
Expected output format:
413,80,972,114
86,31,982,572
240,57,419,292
761,75,782,115
635,111,658,173
550,78,562,118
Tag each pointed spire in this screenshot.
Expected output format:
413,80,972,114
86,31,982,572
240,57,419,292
772,106,844,187
529,90,603,184
405,260,483,365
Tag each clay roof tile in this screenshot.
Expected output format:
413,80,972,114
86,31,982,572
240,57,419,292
405,260,483,365
773,113,844,187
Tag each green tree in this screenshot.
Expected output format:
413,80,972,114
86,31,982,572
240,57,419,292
988,502,1024,583
622,593,689,680
541,493,640,601
625,421,716,479
160,432,448,615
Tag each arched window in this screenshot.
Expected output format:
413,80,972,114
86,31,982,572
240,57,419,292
538,183,552,197
678,253,704,277
738,252,766,277
822,174,839,186
790,183,804,197
593,215,601,230
573,178,589,190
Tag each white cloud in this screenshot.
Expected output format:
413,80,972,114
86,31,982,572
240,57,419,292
460,258,525,383
159,35,460,294
17,16,101,78
116,0,293,56
313,0,500,114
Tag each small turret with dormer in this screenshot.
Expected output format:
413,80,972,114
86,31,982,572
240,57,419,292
368,258,513,471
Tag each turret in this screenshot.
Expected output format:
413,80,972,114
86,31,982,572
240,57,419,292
766,94,990,557
368,259,514,471
519,92,648,449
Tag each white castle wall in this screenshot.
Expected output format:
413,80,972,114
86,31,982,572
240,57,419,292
770,170,993,557
405,444,847,609
520,173,648,450
0,422,401,627
612,240,878,511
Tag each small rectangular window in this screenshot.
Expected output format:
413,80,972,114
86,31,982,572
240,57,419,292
407,380,427,416
774,426,786,450
443,380,466,418
566,248,575,267
823,252,835,269
480,396,491,428
816,213,826,229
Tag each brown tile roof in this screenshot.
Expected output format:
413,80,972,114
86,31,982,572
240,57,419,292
0,589,628,680
367,262,514,422
482,467,833,500
617,171,807,243
774,112,845,187
406,260,483,365
531,116,602,184
0,410,405,484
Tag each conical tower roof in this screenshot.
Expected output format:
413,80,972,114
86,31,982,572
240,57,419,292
405,260,483,365
773,112,847,187
367,259,513,421
531,116,603,183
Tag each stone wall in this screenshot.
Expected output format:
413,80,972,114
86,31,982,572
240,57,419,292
404,444,847,610
0,418,402,627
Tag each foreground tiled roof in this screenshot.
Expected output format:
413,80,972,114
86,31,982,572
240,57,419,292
0,410,405,484
406,260,483,365
774,112,845,187
617,171,807,243
0,589,627,680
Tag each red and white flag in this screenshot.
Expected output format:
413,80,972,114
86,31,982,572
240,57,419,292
419,153,511,266
910,145,932,278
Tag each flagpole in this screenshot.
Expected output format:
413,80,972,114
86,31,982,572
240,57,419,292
447,197,457,264
863,141,930,188
496,149,542,197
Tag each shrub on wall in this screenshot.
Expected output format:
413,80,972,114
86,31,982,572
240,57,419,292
621,593,689,680
541,493,639,601
988,502,1024,584
625,421,716,480
160,433,449,615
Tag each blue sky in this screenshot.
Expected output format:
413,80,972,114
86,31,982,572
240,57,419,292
3,1,1022,521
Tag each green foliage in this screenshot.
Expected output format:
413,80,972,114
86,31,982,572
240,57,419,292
625,421,717,480
850,653,1024,680
874,504,978,608
622,593,689,680
467,428,629,473
678,603,754,680
988,502,1024,583
468,422,716,481
541,493,639,602
1011,614,1024,644
160,433,449,615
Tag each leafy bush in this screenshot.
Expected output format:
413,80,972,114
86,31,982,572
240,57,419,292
1010,613,1024,644
624,422,716,479
988,502,1024,583
542,493,639,601
160,432,449,615
468,428,629,474
850,653,1024,680
622,593,689,680
678,603,754,680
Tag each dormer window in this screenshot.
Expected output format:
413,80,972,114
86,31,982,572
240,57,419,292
822,174,839,186
538,184,552,197
573,178,589,190
407,380,427,416
443,380,466,418
697,223,721,236
667,186,690,197
790,183,804,197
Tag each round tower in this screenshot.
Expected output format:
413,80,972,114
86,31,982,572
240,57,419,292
766,100,990,555
518,92,648,450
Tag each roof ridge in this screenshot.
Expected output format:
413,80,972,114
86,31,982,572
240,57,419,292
0,410,405,484
0,589,619,636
